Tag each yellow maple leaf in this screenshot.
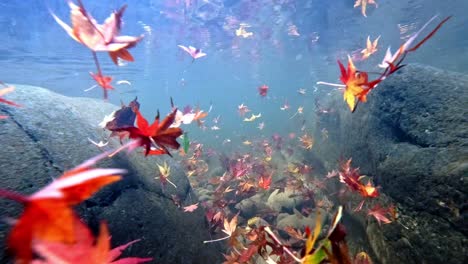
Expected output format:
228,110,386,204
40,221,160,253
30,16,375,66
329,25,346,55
361,35,380,59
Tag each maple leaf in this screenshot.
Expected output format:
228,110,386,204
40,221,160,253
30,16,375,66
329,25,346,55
379,15,451,73
243,113,261,122
258,84,269,97
171,110,195,127
338,56,371,112
222,215,238,236
367,204,393,226
299,134,314,150
150,109,184,155
361,35,380,60
230,159,250,178
157,161,177,189
237,103,250,116
32,221,152,264
354,0,377,17
316,57,368,112
51,1,143,64
178,45,207,61
110,108,183,156
354,251,373,264
288,24,300,36
0,151,126,263
204,214,238,243
157,161,171,178
337,159,380,202
223,251,241,264
359,180,379,198
235,23,254,38
172,106,209,128
105,97,139,137
183,203,199,213
283,226,306,241
317,16,450,113
0,82,21,118
90,72,113,100
104,99,139,143
0,83,21,109
326,170,338,178
258,174,272,190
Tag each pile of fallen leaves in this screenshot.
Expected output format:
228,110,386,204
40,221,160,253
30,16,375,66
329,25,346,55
171,131,395,263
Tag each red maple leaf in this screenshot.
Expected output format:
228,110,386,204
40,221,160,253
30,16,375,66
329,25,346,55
367,204,393,226
258,174,272,190
0,83,21,118
0,152,126,263
258,84,269,97
338,159,379,198
110,108,183,156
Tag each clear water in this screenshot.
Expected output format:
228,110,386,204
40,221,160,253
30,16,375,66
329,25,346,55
0,0,466,263
1,1,465,141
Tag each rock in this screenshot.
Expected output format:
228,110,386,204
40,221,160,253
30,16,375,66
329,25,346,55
276,212,314,230
0,85,223,263
313,64,468,264
276,208,327,231
235,194,271,219
267,189,305,214
97,189,221,263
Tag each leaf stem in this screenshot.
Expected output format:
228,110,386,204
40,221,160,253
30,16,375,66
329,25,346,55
166,178,177,189
203,235,230,244
316,81,346,87
0,189,27,203
92,51,102,75
264,226,302,263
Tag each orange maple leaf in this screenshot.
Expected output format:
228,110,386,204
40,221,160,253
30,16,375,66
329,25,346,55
90,72,113,99
32,221,152,263
0,152,126,263
258,174,272,190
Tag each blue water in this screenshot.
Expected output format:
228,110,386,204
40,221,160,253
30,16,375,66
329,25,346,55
0,0,466,146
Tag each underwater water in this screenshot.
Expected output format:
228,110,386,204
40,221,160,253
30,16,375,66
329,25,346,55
0,0,466,263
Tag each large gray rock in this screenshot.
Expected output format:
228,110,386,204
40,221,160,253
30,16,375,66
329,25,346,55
0,85,223,263
313,64,467,264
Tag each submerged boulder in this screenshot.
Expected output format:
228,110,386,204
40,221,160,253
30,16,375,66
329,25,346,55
313,64,467,264
0,85,223,263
